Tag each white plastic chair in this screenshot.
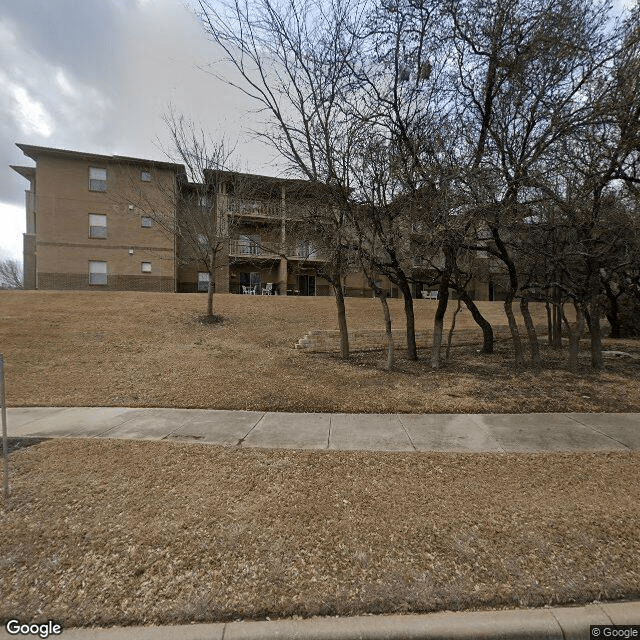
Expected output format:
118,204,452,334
262,283,273,295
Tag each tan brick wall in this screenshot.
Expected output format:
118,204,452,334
37,273,173,291
23,234,36,289
33,155,177,288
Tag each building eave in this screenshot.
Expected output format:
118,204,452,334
10,165,36,182
15,143,186,173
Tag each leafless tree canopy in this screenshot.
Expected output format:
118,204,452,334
193,0,640,369
0,259,23,289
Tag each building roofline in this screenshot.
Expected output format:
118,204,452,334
205,168,313,187
10,165,36,181
15,143,186,172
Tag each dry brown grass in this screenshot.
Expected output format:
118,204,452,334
1,290,639,413
1,439,638,627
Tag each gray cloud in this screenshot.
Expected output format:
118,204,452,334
0,0,276,259
1,0,630,261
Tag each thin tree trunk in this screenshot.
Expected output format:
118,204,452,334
377,290,394,371
207,278,214,316
431,273,451,369
431,245,456,369
551,287,563,348
520,297,543,366
491,227,523,365
445,298,462,363
603,281,621,339
545,299,552,345
457,288,494,354
561,303,585,372
504,293,525,366
333,283,349,360
589,306,603,370
398,278,417,360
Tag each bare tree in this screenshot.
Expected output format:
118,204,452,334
0,259,23,289
126,108,238,318
196,0,363,357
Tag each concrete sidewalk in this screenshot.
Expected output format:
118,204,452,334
3,600,637,639
5,407,640,451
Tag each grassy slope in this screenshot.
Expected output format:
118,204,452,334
1,290,639,412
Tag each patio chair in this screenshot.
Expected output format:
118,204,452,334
262,283,273,295
242,285,251,295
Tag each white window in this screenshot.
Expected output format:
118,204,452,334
141,262,152,273
141,216,153,228
89,260,107,285
89,167,107,192
198,272,210,292
141,170,152,182
89,213,107,238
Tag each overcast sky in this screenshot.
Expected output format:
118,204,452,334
0,0,632,262
0,0,279,261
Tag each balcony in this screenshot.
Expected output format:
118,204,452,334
229,237,280,258
287,245,325,261
227,197,281,220
229,237,327,262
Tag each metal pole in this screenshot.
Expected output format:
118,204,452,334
1,354,8,499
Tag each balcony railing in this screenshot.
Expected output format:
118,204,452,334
229,238,280,258
227,197,281,219
229,238,327,261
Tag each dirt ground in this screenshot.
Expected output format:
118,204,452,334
0,439,638,628
1,290,639,413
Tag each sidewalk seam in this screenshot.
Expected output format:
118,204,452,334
565,414,632,450
160,409,207,441
94,408,154,438
396,414,417,451
236,412,266,446
475,415,507,454
595,602,615,624
549,609,568,640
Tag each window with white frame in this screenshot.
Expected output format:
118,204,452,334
197,272,210,292
89,213,107,238
141,170,152,182
141,262,152,273
89,167,107,192
89,260,107,285
141,216,153,228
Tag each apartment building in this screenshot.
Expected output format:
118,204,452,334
176,169,337,296
12,144,180,292
13,143,500,299
11,143,400,296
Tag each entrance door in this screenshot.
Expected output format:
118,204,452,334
298,274,316,296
